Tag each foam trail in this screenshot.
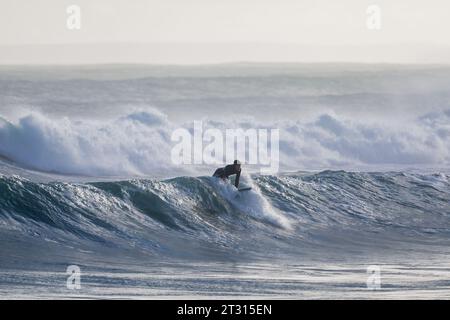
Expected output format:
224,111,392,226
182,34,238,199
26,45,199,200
212,173,292,229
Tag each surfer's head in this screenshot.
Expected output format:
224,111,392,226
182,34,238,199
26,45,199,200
233,160,241,171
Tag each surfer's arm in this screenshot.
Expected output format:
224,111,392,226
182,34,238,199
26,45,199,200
234,170,240,188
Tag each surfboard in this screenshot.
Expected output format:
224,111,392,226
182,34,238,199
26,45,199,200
238,187,252,192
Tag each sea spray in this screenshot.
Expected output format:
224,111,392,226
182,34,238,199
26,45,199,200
212,172,292,230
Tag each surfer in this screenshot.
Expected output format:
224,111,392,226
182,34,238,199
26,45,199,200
213,160,241,188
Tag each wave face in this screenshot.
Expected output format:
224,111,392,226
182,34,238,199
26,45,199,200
2,170,450,265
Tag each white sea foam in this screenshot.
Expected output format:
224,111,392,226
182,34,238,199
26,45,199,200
212,173,292,229
0,109,180,177
1,108,449,177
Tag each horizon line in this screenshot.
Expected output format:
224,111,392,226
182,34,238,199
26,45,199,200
2,61,450,67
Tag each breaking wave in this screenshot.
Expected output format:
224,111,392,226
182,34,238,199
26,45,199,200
1,169,450,261
1,109,450,178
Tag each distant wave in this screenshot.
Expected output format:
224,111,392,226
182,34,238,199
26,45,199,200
1,108,450,177
0,109,180,177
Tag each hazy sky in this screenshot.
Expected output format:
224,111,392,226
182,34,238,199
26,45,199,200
1,0,450,63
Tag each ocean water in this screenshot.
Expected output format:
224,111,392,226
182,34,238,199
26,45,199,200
1,64,450,299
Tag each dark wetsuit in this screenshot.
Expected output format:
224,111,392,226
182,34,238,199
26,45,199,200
213,165,241,188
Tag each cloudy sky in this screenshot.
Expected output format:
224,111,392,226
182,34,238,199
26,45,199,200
1,0,450,63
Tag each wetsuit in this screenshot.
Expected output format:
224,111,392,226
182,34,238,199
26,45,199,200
213,164,241,188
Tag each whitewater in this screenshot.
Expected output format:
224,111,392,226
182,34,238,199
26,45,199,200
1,64,450,299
